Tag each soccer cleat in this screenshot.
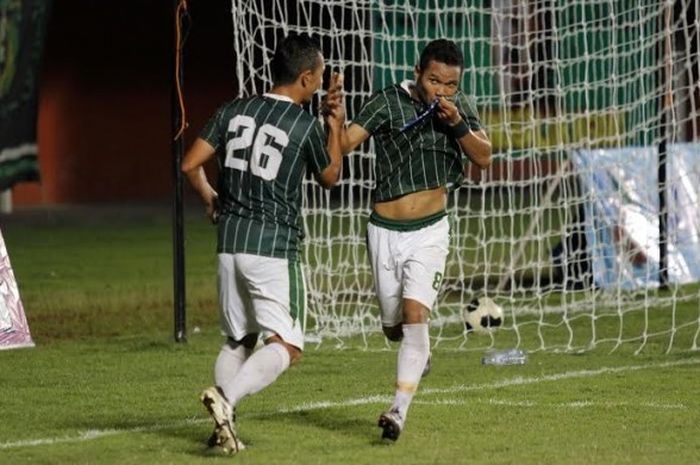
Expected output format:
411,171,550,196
206,428,220,448
200,386,245,454
378,407,404,441
422,352,432,378
206,406,239,447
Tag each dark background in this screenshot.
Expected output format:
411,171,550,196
12,0,699,205
14,0,235,205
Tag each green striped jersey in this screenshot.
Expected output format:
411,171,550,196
353,81,482,202
199,93,330,260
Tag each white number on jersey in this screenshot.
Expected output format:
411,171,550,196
224,116,288,180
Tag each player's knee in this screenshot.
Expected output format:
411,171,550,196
278,341,302,365
382,324,404,341
264,334,302,365
403,299,430,324
288,346,302,365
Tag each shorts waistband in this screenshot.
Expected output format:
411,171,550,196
369,210,447,232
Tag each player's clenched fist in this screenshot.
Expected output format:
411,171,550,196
436,95,462,127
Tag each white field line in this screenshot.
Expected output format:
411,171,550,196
413,398,687,410
279,357,700,412
1,358,697,450
418,358,700,395
0,418,208,450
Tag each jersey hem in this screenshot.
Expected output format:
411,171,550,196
369,210,447,232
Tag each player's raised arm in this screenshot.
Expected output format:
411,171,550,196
456,126,491,170
340,123,371,156
436,95,492,170
317,72,346,188
321,72,371,156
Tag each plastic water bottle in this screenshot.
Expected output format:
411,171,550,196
481,348,528,365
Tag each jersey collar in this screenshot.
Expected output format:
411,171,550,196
399,80,415,95
399,80,426,106
263,92,295,103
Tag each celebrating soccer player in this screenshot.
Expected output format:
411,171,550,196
181,34,344,454
326,39,492,441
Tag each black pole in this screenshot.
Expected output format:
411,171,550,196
657,4,672,290
172,0,187,342
658,140,668,289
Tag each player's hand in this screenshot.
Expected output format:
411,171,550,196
204,189,219,224
321,72,345,128
436,95,462,127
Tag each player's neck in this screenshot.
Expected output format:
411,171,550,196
267,85,304,105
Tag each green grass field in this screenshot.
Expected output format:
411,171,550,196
1,206,699,465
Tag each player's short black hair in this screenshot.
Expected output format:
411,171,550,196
418,39,464,71
271,34,323,86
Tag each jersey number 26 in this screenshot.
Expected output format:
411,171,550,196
224,115,289,181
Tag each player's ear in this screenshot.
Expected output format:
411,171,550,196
414,65,421,80
300,69,313,88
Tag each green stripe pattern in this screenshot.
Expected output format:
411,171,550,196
353,84,482,202
288,260,306,330
200,95,330,260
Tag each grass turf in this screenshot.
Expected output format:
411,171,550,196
0,206,699,464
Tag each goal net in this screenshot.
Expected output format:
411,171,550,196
230,0,700,352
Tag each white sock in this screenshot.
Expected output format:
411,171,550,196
393,323,430,419
221,342,291,407
214,341,253,388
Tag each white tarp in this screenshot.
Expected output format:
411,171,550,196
0,229,34,350
571,143,700,289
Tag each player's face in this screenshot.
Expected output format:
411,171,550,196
414,60,462,104
300,53,325,104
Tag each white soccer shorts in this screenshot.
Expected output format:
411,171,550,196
217,253,307,350
366,216,450,326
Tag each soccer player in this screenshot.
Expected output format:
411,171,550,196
181,34,344,454
328,39,492,441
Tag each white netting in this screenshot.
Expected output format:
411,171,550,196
231,0,700,352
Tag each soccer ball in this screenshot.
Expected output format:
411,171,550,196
463,297,504,333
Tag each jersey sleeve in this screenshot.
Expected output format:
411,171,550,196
351,91,389,133
199,104,228,150
455,93,483,131
302,119,331,176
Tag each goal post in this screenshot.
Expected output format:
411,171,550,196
230,0,700,352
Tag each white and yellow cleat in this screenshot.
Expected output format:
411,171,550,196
200,386,245,454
